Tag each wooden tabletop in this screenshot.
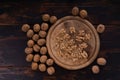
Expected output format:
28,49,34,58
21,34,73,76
0,0,120,80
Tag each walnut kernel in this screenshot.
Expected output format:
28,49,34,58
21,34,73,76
97,57,107,66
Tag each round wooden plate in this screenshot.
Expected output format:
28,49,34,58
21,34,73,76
47,16,100,70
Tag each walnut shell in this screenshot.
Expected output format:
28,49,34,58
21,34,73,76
32,34,39,41
46,58,54,66
25,47,33,54
27,40,34,48
97,24,105,33
97,57,107,66
37,39,46,46
27,29,34,38
40,46,47,55
21,24,30,32
31,62,38,70
40,55,47,63
80,10,88,18
92,65,100,74
50,16,57,24
33,54,40,62
39,64,46,72
26,54,33,62
72,6,79,16
33,24,40,32
42,14,50,21
39,31,47,38
47,66,55,75
33,44,40,52
41,23,49,31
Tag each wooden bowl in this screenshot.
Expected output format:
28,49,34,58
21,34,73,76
47,16,100,70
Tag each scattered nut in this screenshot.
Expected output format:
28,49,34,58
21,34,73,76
72,6,79,16
26,54,33,62
33,24,40,32
50,16,57,24
25,47,33,54
97,57,107,66
39,64,46,72
80,10,88,18
32,34,39,41
27,29,34,38
42,14,50,21
92,65,100,74
39,31,47,38
40,55,47,63
46,58,54,66
97,24,105,33
41,23,49,31
37,39,46,46
21,24,30,32
40,46,47,55
33,54,40,62
47,67,55,75
31,62,38,70
33,44,40,52
27,40,34,47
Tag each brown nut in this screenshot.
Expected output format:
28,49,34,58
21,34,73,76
37,39,46,46
72,6,79,16
92,65,100,74
33,24,40,32
40,55,47,63
42,14,50,21
27,40,34,48
33,44,40,52
26,54,33,62
40,46,47,55
97,24,105,33
39,31,47,38
80,10,88,18
33,54,40,62
39,64,46,72
31,62,38,70
47,66,55,75
50,16,57,24
32,34,39,41
27,29,34,38
46,58,54,66
41,23,49,31
97,57,107,66
21,24,30,32
25,47,33,54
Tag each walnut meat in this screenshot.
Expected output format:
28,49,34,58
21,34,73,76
37,39,46,46
46,58,54,66
47,67,55,75
39,64,46,72
32,34,39,41
80,10,88,18
27,40,34,48
33,24,40,32
50,16,57,24
97,57,107,66
41,23,49,31
27,29,34,38
33,54,40,62
26,54,33,62
21,24,30,32
40,55,47,63
39,31,47,38
33,44,40,52
42,14,50,21
40,46,47,55
92,65,100,74
25,47,33,54
72,6,79,16
31,62,38,70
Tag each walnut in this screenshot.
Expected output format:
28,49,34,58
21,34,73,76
80,10,88,18
40,46,47,55
26,54,33,62
24,47,33,54
46,58,54,66
21,24,30,32
70,26,76,33
39,64,46,72
37,39,46,46
92,65,100,74
40,55,47,63
31,62,38,70
97,24,105,33
42,14,50,21
33,44,40,52
72,6,79,16
27,40,34,48
33,24,40,32
97,57,107,66
50,16,57,24
33,54,40,62
41,23,49,31
47,67,55,75
27,29,34,38
39,31,47,38
32,34,39,41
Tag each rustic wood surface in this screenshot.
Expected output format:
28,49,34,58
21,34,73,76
0,0,120,80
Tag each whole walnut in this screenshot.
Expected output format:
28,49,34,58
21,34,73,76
39,31,47,38
37,39,46,46
40,46,47,55
80,10,88,18
27,29,34,38
39,64,46,72
50,16,57,24
46,58,54,66
31,62,38,70
72,6,79,16
32,34,39,41
33,44,40,52
33,24,40,32
40,55,47,63
26,54,33,62
21,24,30,32
41,23,49,31
47,66,55,75
27,40,34,48
97,57,107,66
92,65,100,74
42,14,50,21
33,54,40,62
25,47,33,54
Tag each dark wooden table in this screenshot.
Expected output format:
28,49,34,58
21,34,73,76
0,0,120,80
